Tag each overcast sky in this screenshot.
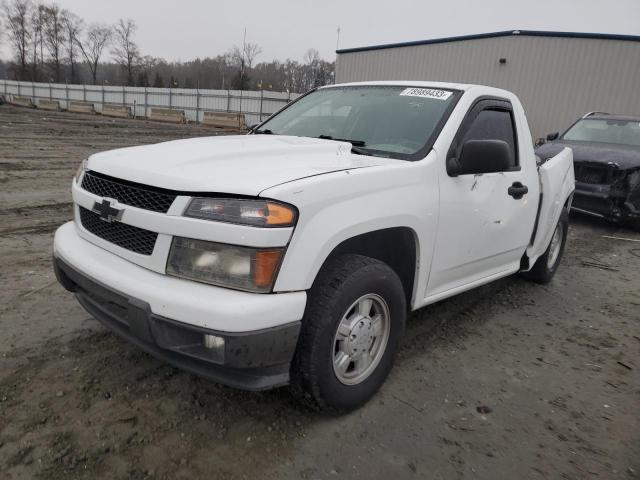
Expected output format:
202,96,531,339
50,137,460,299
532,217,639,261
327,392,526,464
1,0,639,62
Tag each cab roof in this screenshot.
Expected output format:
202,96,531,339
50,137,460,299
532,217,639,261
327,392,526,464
324,81,513,98
328,80,473,91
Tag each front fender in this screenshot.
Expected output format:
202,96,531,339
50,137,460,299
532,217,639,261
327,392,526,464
263,160,438,296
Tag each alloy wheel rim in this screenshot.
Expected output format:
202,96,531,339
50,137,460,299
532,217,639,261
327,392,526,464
547,223,563,269
332,293,391,386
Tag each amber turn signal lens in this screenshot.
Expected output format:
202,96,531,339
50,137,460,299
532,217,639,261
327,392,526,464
254,250,283,287
265,202,296,226
185,198,297,228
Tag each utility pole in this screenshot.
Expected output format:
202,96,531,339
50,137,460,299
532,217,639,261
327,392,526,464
335,27,341,84
239,27,247,119
240,27,247,89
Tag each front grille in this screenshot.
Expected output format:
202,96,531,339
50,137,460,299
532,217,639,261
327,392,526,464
81,171,177,213
79,207,158,255
574,165,608,184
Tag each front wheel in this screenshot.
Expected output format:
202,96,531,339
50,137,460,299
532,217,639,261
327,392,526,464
290,254,406,412
522,209,569,284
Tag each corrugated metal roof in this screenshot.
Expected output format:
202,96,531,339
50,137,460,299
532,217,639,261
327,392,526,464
336,30,640,54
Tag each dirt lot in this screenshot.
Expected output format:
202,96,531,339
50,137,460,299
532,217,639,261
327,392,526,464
1,104,639,480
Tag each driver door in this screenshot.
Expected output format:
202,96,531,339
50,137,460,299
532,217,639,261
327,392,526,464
426,98,539,298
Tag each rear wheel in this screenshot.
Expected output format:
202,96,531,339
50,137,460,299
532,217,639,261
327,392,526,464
290,254,406,412
523,209,569,284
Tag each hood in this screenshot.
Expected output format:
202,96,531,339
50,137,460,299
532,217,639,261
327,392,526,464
536,140,640,170
87,135,387,196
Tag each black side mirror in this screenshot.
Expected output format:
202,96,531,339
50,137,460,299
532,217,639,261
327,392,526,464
248,123,260,133
546,132,559,141
447,139,512,177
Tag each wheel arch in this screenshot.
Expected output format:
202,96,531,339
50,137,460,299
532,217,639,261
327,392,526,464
312,227,420,308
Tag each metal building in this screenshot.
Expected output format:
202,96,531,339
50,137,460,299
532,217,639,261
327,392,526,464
335,30,640,140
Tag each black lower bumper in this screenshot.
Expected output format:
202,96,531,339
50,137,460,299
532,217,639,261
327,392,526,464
572,188,616,217
53,257,301,391
573,182,640,222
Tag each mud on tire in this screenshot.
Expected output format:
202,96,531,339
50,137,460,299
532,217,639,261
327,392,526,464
290,254,406,412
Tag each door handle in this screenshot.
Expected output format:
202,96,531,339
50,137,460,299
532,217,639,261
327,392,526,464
508,182,528,199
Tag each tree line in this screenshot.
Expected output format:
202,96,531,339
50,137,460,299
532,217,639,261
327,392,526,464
0,0,335,92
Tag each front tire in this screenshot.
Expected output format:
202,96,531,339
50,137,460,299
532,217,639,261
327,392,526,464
523,209,569,284
290,254,406,412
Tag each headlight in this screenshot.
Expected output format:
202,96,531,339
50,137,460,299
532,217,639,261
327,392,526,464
75,159,88,184
166,237,284,292
185,197,296,227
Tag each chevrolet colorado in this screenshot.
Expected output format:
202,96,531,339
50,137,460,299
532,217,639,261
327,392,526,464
53,82,575,411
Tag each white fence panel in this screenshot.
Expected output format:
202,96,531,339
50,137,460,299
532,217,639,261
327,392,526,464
0,80,300,125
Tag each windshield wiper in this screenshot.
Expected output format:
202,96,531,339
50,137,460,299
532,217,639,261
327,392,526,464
253,128,274,134
316,134,380,156
317,134,366,147
350,146,373,156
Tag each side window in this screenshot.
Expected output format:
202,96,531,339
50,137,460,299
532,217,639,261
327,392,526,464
462,108,518,168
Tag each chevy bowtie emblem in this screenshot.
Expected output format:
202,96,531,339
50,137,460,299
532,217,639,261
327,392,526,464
93,198,123,223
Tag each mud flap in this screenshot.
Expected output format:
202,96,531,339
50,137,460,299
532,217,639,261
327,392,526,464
526,148,575,267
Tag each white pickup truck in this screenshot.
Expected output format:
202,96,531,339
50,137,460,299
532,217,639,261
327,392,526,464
54,81,575,411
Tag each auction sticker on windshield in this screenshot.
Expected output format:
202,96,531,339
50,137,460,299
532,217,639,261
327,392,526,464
400,88,452,100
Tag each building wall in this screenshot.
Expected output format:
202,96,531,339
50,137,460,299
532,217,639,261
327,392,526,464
336,35,640,140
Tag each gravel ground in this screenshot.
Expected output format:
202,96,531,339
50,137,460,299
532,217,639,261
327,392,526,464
1,104,639,480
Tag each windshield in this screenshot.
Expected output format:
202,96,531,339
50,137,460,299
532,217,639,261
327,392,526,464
256,85,459,159
562,119,640,147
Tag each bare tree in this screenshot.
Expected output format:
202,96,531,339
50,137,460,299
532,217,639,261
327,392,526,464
227,41,262,90
3,0,31,80
43,4,64,82
76,22,110,84
303,48,320,66
29,2,45,80
111,18,139,86
60,9,81,83
244,42,261,69
228,45,243,68
136,54,156,86
301,48,332,89
229,42,261,70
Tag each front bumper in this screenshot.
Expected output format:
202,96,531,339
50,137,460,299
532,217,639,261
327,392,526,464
572,182,618,217
53,222,306,390
573,181,640,221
